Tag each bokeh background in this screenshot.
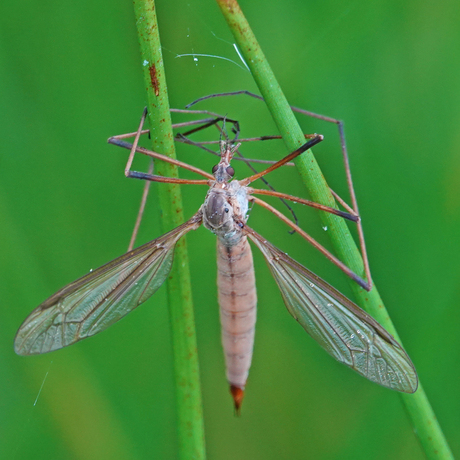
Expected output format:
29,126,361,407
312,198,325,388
1,0,459,458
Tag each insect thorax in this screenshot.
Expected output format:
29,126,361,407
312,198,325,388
202,180,249,247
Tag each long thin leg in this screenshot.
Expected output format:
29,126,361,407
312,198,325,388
107,107,213,180
108,114,210,185
108,115,237,142
247,188,358,222
123,107,148,176
126,171,209,185
108,137,214,180
127,159,154,252
170,108,241,140
186,91,372,289
239,135,324,186
177,133,319,166
175,134,295,166
293,109,371,289
250,196,370,290
192,134,316,145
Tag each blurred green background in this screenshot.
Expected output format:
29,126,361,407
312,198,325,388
1,0,459,458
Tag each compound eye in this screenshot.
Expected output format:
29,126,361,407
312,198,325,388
212,164,218,174
226,166,235,177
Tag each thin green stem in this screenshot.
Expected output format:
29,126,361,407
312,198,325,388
132,1,205,459
215,1,453,458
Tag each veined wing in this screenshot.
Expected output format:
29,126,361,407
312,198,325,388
246,226,418,393
15,212,202,355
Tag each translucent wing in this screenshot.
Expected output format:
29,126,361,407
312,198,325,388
246,227,418,393
15,213,202,355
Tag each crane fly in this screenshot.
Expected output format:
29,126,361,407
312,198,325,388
14,106,418,411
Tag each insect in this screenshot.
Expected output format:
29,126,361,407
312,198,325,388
14,102,418,411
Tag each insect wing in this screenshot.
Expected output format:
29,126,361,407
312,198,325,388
247,228,418,393
15,213,202,355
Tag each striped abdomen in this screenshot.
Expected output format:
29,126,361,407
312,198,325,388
217,236,257,411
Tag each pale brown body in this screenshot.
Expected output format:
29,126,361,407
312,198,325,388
217,237,257,404
200,141,256,409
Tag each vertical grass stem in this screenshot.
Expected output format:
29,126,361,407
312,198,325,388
132,1,206,458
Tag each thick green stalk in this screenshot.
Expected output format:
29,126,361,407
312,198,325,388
215,1,453,458
132,2,205,459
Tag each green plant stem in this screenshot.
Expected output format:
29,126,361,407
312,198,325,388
132,1,205,459
215,1,453,458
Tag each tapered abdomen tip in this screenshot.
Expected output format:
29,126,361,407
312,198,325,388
230,385,245,414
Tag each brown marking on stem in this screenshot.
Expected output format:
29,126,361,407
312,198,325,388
149,63,160,96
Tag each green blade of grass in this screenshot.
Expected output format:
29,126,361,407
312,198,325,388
132,1,206,458
215,1,453,458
